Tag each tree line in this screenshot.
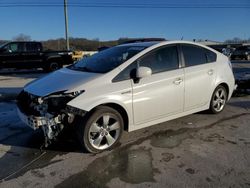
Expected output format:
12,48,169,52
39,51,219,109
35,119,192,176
0,34,132,51
1,34,250,51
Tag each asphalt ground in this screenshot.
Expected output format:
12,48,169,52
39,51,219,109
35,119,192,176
0,61,249,187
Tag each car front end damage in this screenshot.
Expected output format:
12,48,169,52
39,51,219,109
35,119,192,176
16,90,85,147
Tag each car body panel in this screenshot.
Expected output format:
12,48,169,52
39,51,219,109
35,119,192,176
24,68,101,96
132,68,184,124
19,40,235,134
183,62,217,111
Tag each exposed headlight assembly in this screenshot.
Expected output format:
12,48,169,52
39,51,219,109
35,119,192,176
41,90,85,114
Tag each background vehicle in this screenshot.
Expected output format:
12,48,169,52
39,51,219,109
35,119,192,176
17,41,235,153
0,41,73,72
72,50,97,61
230,45,250,60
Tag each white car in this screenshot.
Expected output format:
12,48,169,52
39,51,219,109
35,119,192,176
17,41,235,153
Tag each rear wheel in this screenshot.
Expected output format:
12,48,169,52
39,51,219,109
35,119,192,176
209,85,228,114
76,106,124,153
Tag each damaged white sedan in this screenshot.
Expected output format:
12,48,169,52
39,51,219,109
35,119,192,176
17,41,235,153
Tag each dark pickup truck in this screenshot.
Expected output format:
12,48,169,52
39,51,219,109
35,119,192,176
0,41,73,72
231,46,250,61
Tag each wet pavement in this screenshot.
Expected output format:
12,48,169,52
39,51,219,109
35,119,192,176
0,95,249,187
0,62,250,187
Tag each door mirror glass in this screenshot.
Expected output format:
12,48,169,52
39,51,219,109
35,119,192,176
136,66,152,78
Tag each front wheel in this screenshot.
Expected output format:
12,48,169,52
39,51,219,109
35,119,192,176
209,85,228,114
76,106,124,153
44,62,62,72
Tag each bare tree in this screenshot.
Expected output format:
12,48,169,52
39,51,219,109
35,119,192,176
12,33,31,41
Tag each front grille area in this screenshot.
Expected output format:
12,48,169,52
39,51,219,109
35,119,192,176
47,96,71,114
17,90,41,116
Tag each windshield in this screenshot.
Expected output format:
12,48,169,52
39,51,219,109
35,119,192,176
68,45,147,73
0,42,7,49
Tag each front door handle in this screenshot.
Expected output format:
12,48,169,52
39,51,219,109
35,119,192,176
173,78,183,85
208,69,214,75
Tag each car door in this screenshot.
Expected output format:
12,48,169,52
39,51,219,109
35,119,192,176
0,42,25,68
181,44,217,111
131,45,184,125
24,42,43,68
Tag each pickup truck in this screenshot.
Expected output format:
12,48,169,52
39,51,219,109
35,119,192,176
0,41,74,72
231,45,250,61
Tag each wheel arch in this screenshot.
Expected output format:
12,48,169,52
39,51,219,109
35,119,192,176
214,82,230,100
87,102,129,132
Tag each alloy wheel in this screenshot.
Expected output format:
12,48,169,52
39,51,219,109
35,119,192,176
88,113,121,150
212,87,227,112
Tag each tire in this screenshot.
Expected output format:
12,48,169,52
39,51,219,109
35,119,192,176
209,85,228,114
44,62,62,72
75,106,124,153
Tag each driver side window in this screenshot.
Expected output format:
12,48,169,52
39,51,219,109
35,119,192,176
139,45,179,74
112,62,138,82
4,43,23,53
112,45,179,82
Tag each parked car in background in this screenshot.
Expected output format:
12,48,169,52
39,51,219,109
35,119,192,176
0,41,73,72
230,45,250,60
222,47,235,58
17,41,235,153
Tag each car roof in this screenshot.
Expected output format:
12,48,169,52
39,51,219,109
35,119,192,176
118,41,160,48
118,40,214,50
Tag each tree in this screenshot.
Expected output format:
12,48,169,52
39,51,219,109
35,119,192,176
12,33,31,41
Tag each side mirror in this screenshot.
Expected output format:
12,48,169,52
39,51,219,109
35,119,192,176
136,66,152,79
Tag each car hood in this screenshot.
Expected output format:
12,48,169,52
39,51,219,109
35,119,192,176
24,68,101,97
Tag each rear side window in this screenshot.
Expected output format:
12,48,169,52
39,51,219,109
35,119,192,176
26,43,42,52
182,44,216,67
204,49,217,63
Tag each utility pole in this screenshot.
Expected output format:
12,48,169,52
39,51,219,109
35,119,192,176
64,0,69,50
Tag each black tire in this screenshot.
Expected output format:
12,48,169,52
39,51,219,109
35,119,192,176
209,85,228,114
75,106,124,153
44,62,62,72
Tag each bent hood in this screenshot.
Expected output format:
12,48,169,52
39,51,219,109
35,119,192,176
24,68,101,97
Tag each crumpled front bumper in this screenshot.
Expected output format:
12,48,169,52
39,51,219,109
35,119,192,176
17,107,61,130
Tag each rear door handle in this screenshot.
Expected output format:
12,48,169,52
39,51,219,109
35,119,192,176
208,69,214,75
173,78,183,85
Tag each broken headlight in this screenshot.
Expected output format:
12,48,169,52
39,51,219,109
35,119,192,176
43,90,85,114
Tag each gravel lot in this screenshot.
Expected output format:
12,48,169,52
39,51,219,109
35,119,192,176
0,61,249,187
